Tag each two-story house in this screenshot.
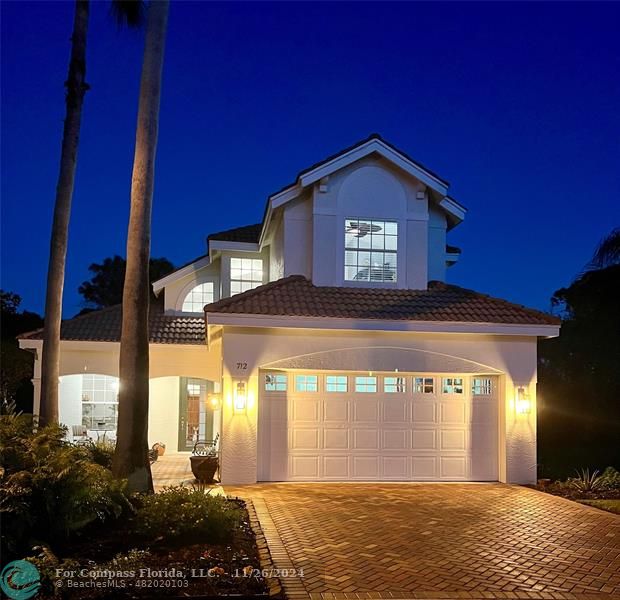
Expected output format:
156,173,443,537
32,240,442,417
19,135,560,484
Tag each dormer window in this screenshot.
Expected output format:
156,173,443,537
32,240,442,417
344,218,397,283
182,282,214,312
230,258,263,295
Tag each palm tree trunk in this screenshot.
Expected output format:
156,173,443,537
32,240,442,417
40,0,90,426
112,0,169,493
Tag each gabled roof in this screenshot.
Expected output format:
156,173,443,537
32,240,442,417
207,223,262,243
205,275,559,326
19,303,205,345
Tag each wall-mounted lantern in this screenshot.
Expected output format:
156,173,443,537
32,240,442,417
516,385,531,414
208,393,221,410
234,381,247,413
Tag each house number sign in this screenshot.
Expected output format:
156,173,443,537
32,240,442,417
234,361,248,372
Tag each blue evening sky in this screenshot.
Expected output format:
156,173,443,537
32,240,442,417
1,1,619,316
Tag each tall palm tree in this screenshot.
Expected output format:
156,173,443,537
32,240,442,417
112,0,170,493
40,0,90,426
39,1,144,427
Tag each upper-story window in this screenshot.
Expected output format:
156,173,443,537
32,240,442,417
182,282,214,312
344,218,397,283
230,258,263,295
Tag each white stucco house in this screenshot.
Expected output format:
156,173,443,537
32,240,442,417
19,134,560,484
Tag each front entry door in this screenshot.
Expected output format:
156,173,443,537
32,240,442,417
178,378,213,451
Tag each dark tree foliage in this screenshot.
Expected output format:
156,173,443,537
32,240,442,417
538,264,620,478
0,291,44,412
78,255,174,309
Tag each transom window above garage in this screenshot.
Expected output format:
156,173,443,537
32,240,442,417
265,374,287,391
295,375,318,392
414,377,435,394
442,377,464,394
344,218,397,283
384,376,406,393
472,378,492,395
326,375,348,392
355,376,377,393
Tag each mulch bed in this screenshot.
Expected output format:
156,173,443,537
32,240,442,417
35,499,270,599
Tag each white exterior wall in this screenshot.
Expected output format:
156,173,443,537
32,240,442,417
218,327,538,485
428,206,448,282
283,192,313,279
310,156,430,289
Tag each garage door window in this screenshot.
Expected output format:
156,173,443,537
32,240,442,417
326,376,348,392
384,376,406,393
442,377,464,394
355,376,377,393
265,374,287,391
414,377,434,394
472,378,492,395
295,375,318,392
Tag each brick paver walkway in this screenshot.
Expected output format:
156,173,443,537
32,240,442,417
224,483,620,600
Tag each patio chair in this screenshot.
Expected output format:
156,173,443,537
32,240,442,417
71,425,90,445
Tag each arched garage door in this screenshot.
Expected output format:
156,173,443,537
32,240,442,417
258,371,499,481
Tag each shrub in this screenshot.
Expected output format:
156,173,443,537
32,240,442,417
600,466,620,490
133,486,242,544
85,437,116,470
0,414,131,558
569,468,604,493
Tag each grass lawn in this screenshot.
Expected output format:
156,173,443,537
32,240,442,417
579,499,620,515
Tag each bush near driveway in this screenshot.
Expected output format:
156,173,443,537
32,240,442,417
132,485,243,544
579,499,620,515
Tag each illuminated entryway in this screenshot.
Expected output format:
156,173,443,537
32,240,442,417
178,377,218,451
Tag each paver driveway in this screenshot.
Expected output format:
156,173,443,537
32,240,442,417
225,484,620,600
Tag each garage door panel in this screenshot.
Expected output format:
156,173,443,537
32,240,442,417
440,402,467,424
323,456,349,478
382,399,408,422
412,456,438,478
324,399,348,422
324,428,349,449
412,401,437,423
290,456,319,479
382,429,409,449
382,456,408,479
440,429,467,451
292,399,320,422
353,400,379,422
412,428,436,450
352,456,379,478
291,428,320,450
353,428,379,449
440,456,468,479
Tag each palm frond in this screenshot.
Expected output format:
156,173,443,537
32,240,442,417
588,227,620,270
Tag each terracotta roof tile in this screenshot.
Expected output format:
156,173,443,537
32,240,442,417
204,276,559,326
19,303,204,345
207,223,261,243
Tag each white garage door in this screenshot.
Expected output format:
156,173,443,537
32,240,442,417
259,371,499,481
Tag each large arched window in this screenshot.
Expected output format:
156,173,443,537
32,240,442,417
182,282,214,312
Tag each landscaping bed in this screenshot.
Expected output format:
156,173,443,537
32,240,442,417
0,417,274,598
534,466,620,515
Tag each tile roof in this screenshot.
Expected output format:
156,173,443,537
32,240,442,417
19,303,205,345
205,276,559,326
207,223,262,243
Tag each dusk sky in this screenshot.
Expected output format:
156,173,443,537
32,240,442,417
1,1,619,316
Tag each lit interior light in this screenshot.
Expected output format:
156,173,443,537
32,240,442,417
208,394,221,410
516,386,531,414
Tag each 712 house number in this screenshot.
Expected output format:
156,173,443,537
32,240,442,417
235,362,248,371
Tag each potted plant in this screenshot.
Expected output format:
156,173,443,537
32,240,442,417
190,438,219,483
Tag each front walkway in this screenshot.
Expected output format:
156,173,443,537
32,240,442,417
224,483,620,600
150,453,193,490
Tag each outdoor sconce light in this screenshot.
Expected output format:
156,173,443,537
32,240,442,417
516,386,531,414
234,381,247,413
208,394,221,410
